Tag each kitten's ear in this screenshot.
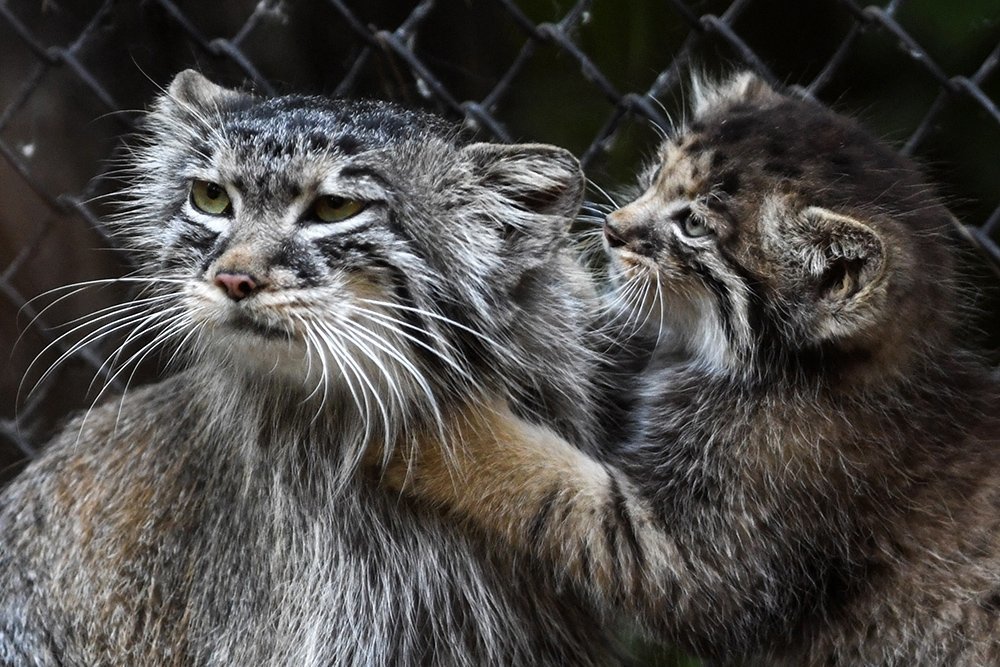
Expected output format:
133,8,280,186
796,206,887,336
165,69,248,112
692,71,781,117
463,143,584,222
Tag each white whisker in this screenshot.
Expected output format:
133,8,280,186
357,298,516,363
349,306,471,382
340,315,447,444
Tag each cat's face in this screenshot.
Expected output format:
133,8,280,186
604,73,955,376
117,71,584,412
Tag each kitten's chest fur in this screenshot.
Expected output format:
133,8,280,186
2,373,612,667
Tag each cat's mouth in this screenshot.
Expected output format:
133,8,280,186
224,311,292,340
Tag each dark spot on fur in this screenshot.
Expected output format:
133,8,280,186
980,591,1000,614
706,198,730,214
763,161,804,178
176,224,217,254
766,139,787,156
509,267,546,304
689,260,736,344
714,115,754,144
830,152,853,167
509,185,565,216
272,240,319,285
712,152,728,168
608,472,645,569
316,237,381,268
718,171,741,195
334,134,360,155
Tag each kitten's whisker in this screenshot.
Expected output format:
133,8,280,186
616,275,657,344
18,277,183,336
331,326,395,444
586,180,621,209
292,315,322,406
653,270,668,348
160,316,200,371
22,276,187,308
87,304,188,381
315,325,375,448
324,334,390,476
17,295,161,366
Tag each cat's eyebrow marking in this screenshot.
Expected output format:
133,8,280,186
338,165,391,190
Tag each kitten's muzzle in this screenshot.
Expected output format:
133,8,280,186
603,218,627,248
215,272,262,301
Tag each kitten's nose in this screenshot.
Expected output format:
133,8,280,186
603,217,627,248
214,272,260,301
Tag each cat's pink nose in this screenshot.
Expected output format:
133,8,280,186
214,272,259,301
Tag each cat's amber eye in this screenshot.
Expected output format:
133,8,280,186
190,180,232,216
313,196,366,223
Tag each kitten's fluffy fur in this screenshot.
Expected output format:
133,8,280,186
0,71,622,666
387,73,1000,666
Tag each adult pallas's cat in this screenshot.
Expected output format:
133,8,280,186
385,73,1000,666
0,71,625,666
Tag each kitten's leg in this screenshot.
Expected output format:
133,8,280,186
384,399,683,620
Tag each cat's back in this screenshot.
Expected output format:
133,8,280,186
0,374,208,665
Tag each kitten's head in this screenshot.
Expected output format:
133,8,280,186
115,70,592,438
605,72,958,382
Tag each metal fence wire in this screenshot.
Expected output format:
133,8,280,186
1,0,998,481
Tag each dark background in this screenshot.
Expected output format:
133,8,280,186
1,1,997,664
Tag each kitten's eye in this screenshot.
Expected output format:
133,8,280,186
675,207,712,238
190,180,232,216
312,196,366,223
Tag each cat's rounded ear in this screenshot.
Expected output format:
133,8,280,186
795,206,888,339
163,70,249,114
462,143,584,223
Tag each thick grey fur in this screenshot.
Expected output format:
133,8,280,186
0,71,623,666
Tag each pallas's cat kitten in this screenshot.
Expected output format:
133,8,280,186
384,73,1000,665
0,71,621,665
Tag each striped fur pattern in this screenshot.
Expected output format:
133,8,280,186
391,73,1000,665
0,71,622,665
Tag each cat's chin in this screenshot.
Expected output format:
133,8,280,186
197,327,312,382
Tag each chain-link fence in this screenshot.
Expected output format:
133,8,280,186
2,0,998,478
0,2,997,664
